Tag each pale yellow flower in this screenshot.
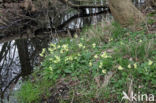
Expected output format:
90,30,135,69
74,34,78,38
53,61,58,63
81,38,84,41
49,66,53,71
49,43,57,50
48,48,54,53
118,65,124,70
94,54,98,59
42,48,46,53
65,56,73,62
92,43,96,48
83,46,85,49
60,49,64,54
77,53,81,57
78,43,83,48
134,63,137,69
74,56,78,60
68,56,73,61
60,44,69,53
49,58,53,61
101,52,108,58
39,53,44,57
102,69,106,74
139,40,142,43
148,60,153,66
55,56,60,60
40,48,46,57
128,64,131,69
53,56,60,63
65,48,69,52
99,62,103,68
50,43,56,48
62,44,68,49
57,45,60,49
89,62,92,67
109,38,113,42
65,57,69,62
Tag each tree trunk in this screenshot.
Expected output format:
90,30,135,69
108,0,145,30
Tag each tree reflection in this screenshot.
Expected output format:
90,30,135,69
0,37,50,102
16,39,32,77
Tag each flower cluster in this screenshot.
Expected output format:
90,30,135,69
53,55,61,63
118,59,154,71
99,62,103,68
101,51,111,58
48,43,58,53
65,56,73,63
78,43,85,49
60,44,69,53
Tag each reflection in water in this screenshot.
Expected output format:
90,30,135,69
16,39,32,77
0,41,20,102
0,37,51,103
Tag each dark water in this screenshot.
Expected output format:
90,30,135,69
0,0,145,102
0,38,51,103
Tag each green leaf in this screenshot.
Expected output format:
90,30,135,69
64,69,72,73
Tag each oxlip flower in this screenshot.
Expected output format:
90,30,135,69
92,43,96,48
148,60,153,66
78,43,83,48
99,62,103,68
94,54,98,59
128,64,131,69
134,63,137,69
102,69,106,74
89,62,92,67
118,65,124,70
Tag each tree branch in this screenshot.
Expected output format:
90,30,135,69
57,9,110,29
58,0,109,9
1,74,21,99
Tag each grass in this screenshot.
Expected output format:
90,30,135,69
16,21,156,103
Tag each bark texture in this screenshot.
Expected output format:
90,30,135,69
108,0,145,30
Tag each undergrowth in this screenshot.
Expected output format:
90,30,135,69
16,22,156,103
